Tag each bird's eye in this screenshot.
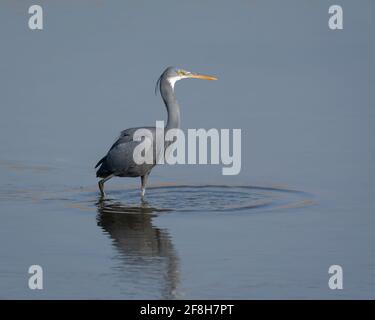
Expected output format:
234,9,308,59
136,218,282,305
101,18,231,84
178,70,186,76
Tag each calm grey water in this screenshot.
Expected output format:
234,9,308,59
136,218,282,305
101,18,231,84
0,0,374,299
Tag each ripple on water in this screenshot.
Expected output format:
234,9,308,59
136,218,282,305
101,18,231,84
0,184,314,214
61,185,315,214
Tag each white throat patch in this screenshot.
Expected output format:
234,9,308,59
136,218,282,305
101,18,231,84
168,76,183,89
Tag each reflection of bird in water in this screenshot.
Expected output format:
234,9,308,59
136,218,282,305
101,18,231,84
96,200,179,299
95,67,217,198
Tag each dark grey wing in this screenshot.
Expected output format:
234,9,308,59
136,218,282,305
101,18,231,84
108,128,137,151
95,129,134,169
96,127,156,178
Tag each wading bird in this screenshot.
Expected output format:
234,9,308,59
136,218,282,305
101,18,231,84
95,67,217,198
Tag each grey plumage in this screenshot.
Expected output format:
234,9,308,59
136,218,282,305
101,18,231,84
96,126,157,178
95,66,217,198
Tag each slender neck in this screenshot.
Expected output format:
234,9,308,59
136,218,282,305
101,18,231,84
160,78,181,130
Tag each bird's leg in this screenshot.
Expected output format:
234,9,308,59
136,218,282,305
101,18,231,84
141,174,149,198
98,174,114,198
98,181,105,198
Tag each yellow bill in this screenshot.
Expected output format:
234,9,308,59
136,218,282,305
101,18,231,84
189,73,218,81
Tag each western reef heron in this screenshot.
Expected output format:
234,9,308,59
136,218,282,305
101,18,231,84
95,67,217,198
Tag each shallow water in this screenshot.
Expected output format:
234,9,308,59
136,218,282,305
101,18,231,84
45,184,314,213
0,164,317,299
1,0,375,299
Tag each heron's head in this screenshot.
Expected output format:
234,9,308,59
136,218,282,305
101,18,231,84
156,66,217,93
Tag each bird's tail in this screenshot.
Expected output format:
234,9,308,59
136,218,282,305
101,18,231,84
95,156,106,169
95,156,110,178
